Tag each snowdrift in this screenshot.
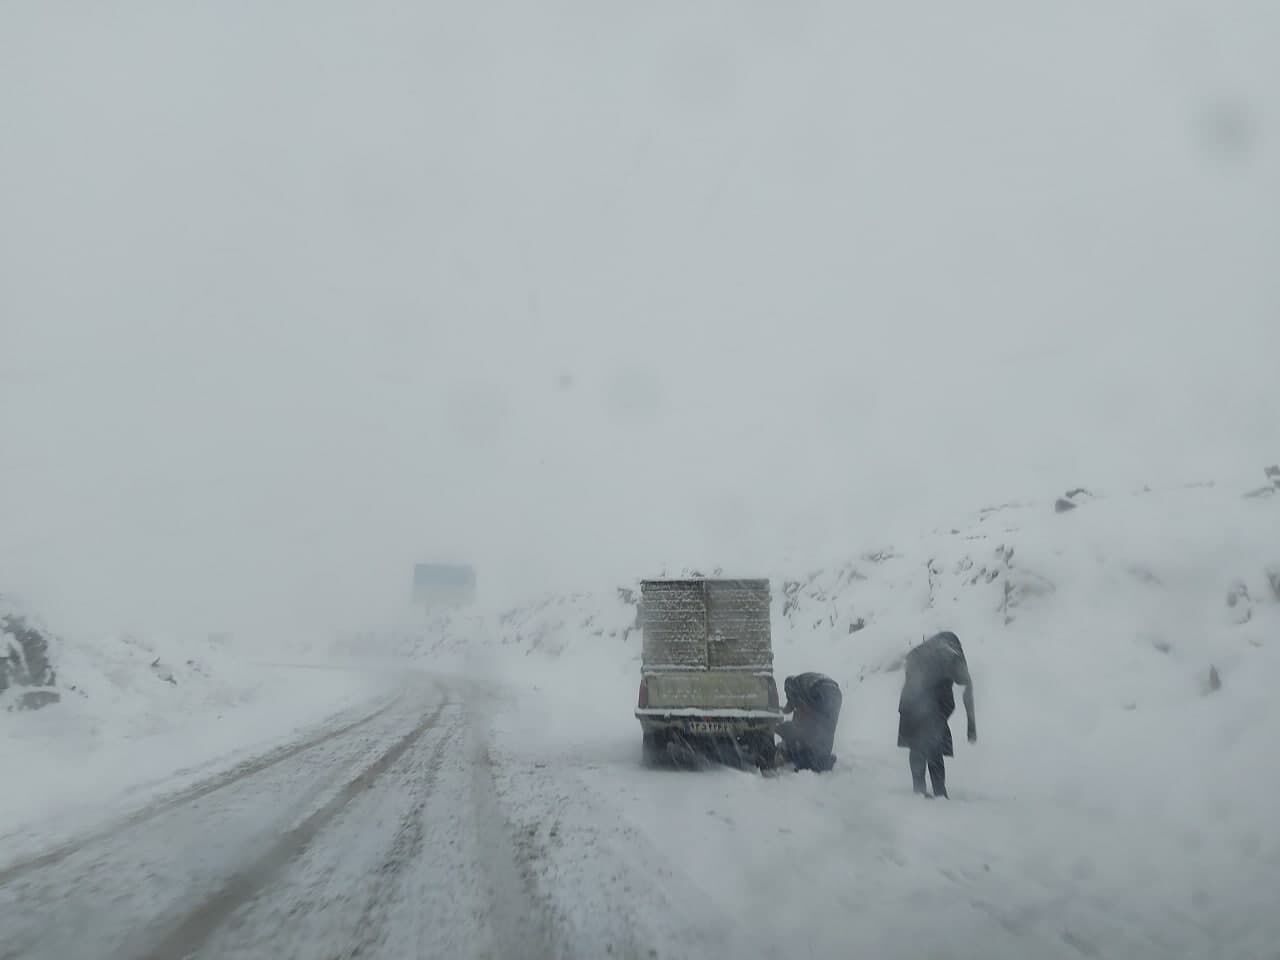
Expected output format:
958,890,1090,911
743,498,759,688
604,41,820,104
1,605,273,723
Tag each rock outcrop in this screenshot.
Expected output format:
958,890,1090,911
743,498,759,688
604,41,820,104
1,605,60,710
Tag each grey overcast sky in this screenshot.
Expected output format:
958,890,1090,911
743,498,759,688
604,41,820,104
2,1,1278,639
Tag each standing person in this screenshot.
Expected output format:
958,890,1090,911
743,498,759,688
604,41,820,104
897,632,976,798
776,672,843,772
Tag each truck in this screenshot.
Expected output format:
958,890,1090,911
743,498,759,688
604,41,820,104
634,577,784,768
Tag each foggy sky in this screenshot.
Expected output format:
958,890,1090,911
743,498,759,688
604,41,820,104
2,1,1278,639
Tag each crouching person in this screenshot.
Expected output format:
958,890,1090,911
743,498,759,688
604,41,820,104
776,672,842,772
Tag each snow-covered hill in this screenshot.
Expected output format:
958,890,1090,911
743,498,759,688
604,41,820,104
414,470,1279,687
2,603,271,720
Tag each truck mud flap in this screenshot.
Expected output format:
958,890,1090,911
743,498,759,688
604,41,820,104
664,731,714,770
664,731,772,772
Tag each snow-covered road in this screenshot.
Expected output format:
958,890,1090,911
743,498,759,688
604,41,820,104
3,660,1277,960
1,673,563,960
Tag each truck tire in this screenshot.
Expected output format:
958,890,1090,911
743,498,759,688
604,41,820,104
642,732,666,767
750,733,778,770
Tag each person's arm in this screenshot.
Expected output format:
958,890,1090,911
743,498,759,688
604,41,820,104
786,675,815,716
955,657,977,743
963,680,977,743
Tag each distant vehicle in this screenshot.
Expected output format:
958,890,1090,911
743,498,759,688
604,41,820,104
634,578,783,768
412,563,477,610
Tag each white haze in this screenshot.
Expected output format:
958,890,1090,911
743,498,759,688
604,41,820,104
1,1,1277,640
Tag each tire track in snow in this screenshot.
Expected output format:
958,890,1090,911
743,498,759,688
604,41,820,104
465,702,562,960
0,696,401,886
338,709,463,959
137,699,449,960
483,727,782,959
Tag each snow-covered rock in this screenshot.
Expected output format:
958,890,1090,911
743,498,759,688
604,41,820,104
0,601,59,710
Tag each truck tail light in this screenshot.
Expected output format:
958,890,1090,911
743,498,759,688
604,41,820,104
637,678,649,709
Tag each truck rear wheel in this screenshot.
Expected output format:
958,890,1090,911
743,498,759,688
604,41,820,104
641,732,667,767
749,732,778,770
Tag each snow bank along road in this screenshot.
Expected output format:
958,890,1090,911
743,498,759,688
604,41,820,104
5,665,1277,960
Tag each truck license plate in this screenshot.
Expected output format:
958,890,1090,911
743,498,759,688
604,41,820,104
686,720,731,735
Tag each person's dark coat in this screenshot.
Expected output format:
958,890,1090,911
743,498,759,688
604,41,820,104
897,633,972,757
